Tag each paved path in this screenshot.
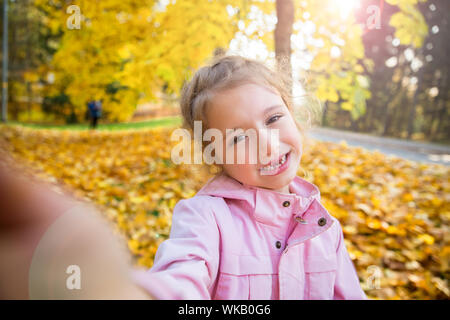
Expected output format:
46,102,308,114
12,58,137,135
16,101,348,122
309,127,450,166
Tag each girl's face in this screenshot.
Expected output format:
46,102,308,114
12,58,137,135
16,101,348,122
206,83,302,194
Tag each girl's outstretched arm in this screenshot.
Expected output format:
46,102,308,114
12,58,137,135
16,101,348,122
0,159,152,300
132,197,220,300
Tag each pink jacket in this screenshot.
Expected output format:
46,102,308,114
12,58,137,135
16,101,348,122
132,173,367,300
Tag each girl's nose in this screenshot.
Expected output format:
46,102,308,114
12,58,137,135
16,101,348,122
258,129,280,165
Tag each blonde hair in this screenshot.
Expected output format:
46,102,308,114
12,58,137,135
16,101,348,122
179,54,320,174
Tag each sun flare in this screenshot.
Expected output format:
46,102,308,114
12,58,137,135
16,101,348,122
336,0,361,19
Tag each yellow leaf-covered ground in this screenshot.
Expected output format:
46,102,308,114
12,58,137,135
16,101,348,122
1,125,448,300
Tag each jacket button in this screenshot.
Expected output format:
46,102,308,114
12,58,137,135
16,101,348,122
318,217,327,226
282,201,290,207
275,241,282,249
295,216,308,224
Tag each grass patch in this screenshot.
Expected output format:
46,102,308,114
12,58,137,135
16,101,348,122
6,116,182,131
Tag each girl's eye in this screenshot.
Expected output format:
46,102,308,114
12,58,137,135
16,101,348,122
233,135,246,144
266,115,282,125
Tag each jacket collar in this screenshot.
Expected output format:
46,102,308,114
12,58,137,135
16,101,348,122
196,172,322,225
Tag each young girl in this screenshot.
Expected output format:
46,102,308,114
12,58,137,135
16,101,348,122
132,55,367,300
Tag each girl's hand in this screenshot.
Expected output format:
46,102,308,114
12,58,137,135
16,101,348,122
0,159,153,299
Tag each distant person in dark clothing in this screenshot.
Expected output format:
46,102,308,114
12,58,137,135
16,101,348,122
87,100,102,129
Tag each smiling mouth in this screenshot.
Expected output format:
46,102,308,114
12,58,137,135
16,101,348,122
259,151,290,173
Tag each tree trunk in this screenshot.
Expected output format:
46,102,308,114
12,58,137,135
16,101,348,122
321,101,328,126
275,0,295,92
382,67,406,136
382,103,394,136
407,62,424,139
25,0,32,121
407,86,419,139
433,75,449,140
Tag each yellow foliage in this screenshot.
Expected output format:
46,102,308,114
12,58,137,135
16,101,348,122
35,0,237,122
